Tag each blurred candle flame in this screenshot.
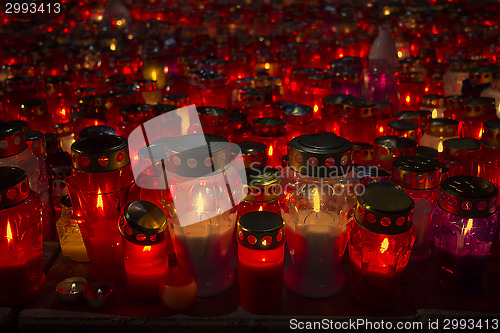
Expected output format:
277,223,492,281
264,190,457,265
96,188,104,213
143,246,151,252
110,43,116,52
312,188,320,213
6,220,13,246
151,70,157,82
380,238,389,253
437,140,444,153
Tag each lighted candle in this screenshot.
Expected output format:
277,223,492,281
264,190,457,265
84,282,114,308
56,277,87,304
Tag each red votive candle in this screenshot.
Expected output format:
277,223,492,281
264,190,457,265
460,97,496,140
237,211,285,314
322,94,353,135
348,186,416,309
116,104,154,139
340,97,377,144
0,167,44,306
237,166,281,218
439,138,481,177
119,201,169,300
249,117,288,169
373,135,418,172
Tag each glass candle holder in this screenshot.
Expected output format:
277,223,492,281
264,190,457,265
249,118,288,169
475,119,500,203
395,110,430,136
420,118,460,152
392,156,442,262
322,94,353,135
374,102,394,138
462,65,495,98
237,211,285,314
117,104,154,139
242,89,276,124
69,105,107,137
432,176,498,296
439,138,481,177
443,95,465,121
350,142,375,167
388,119,419,141
443,59,475,96
164,134,241,297
19,99,53,133
348,186,416,310
25,129,52,240
0,167,45,306
331,70,362,97
461,97,496,140
373,136,418,172
421,94,446,119
198,72,230,109
398,72,426,110
197,106,231,139
56,195,89,262
282,103,318,142
340,97,376,144
65,135,137,282
119,201,169,299
54,123,75,155
237,166,281,218
281,133,358,298
302,73,333,117
132,79,160,105
228,112,252,144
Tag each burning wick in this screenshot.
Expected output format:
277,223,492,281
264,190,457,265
69,283,78,294
97,288,103,298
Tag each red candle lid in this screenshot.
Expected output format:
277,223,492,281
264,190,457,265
252,117,286,137
71,135,130,173
289,132,352,177
283,103,313,125
0,122,28,158
341,98,375,118
119,200,167,245
392,156,442,189
237,211,284,250
25,129,46,156
481,118,500,149
438,176,498,218
462,97,496,118
0,167,31,210
441,138,481,164
197,106,229,126
374,136,417,162
354,186,414,235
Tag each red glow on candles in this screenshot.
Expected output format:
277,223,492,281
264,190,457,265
6,221,12,247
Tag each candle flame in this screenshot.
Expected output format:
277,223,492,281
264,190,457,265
196,192,204,217
432,108,438,118
437,140,444,153
479,127,484,138
313,104,319,113
258,206,263,211
379,126,384,133
268,145,273,157
405,95,411,104
384,9,390,15
463,218,474,234
151,70,157,82
397,51,403,58
163,66,169,74
70,283,78,294
59,107,66,118
312,188,320,213
6,221,13,246
143,246,151,252
97,288,102,297
96,188,104,212
264,63,270,70
380,238,389,253
110,43,116,52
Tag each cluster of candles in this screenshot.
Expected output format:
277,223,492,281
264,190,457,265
0,0,499,313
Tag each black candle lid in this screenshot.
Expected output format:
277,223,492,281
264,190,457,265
374,136,417,162
438,176,498,218
445,95,464,109
161,93,189,107
0,121,28,158
25,129,46,156
119,201,167,245
119,104,153,122
416,146,438,159
462,97,495,117
78,125,117,140
60,195,72,208
481,118,500,149
237,211,284,250
197,106,229,126
354,186,414,235
70,105,106,120
289,133,352,177
425,118,459,137
0,167,31,209
422,94,445,109
243,89,273,107
132,79,157,92
236,142,267,167
392,156,442,189
152,104,177,116
71,135,129,173
341,97,376,118
351,142,374,163
252,117,286,137
388,119,418,132
283,103,313,125
322,94,355,114
244,166,281,202
441,138,481,164
165,134,229,177
20,99,48,117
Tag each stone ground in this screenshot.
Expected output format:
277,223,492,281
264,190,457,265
2,242,500,332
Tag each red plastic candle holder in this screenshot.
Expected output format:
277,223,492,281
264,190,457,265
460,97,496,140
249,118,288,169
439,138,481,178
339,97,376,144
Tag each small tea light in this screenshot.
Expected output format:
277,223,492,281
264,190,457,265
83,282,114,308
56,277,87,304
